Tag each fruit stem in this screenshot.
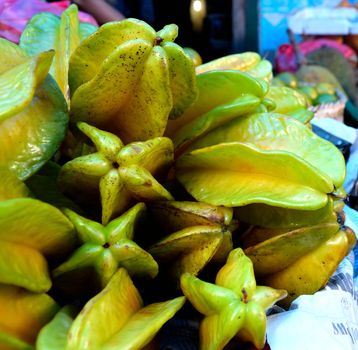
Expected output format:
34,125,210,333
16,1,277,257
242,288,249,303
155,37,164,45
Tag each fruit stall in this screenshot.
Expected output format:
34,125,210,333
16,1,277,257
0,1,358,350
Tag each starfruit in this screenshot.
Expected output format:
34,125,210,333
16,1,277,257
266,86,314,123
36,306,77,350
244,59,273,83
184,113,345,188
262,227,355,308
69,18,197,143
149,225,231,283
53,203,158,288
195,52,261,74
20,4,97,99
40,269,185,350
0,39,68,180
235,197,336,229
181,248,287,350
147,200,237,282
149,200,234,232
195,52,273,83
242,219,340,276
175,142,333,210
165,70,268,153
0,197,75,292
58,122,174,224
0,284,58,348
0,169,30,200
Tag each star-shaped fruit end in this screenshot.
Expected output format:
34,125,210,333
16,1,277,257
53,203,158,288
180,248,287,350
59,122,174,224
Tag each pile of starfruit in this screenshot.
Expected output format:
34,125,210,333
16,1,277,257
0,5,356,350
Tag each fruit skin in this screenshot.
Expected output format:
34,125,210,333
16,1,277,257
182,113,345,189
183,47,202,67
149,200,234,232
65,268,185,350
148,225,231,282
175,141,333,210
0,197,76,293
266,86,307,114
69,19,198,142
180,248,287,350
0,40,68,181
165,70,268,141
0,285,58,346
195,52,261,75
243,220,340,276
261,227,354,308
275,72,298,89
19,4,97,99
235,197,336,229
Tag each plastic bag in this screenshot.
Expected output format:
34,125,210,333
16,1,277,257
0,0,97,43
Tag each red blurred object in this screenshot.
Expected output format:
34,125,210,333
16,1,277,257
0,0,97,43
275,39,357,73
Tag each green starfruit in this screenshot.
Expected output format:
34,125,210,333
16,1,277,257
180,248,287,350
185,113,345,188
165,70,268,140
266,86,314,123
69,18,197,143
59,122,174,224
242,220,340,276
0,198,75,292
175,142,333,210
0,39,68,180
235,197,336,229
0,285,58,347
53,203,158,288
149,225,232,283
49,268,185,350
20,4,97,99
